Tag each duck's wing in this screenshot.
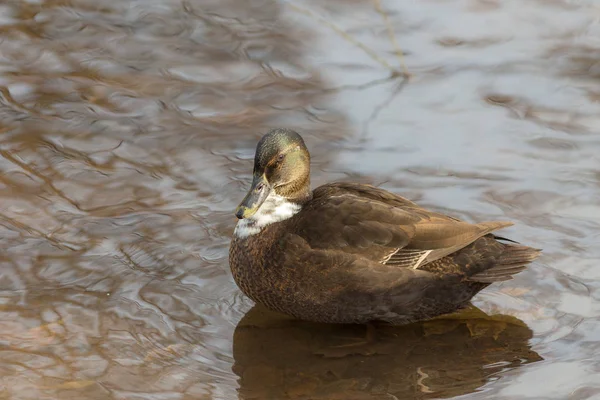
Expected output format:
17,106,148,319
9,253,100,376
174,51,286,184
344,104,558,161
295,183,512,270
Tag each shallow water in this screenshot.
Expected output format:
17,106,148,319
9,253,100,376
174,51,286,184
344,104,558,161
1,1,600,399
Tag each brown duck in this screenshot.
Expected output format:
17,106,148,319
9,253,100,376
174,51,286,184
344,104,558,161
229,128,541,325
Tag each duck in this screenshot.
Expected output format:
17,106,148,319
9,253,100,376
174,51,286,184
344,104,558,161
229,128,541,325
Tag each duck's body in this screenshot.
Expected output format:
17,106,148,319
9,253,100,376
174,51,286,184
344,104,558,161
229,129,541,325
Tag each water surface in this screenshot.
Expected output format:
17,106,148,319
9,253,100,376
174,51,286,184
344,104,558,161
1,1,600,399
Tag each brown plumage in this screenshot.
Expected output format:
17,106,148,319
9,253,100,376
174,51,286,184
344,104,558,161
229,129,541,325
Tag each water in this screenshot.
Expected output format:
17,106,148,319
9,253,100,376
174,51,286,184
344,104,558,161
0,0,599,399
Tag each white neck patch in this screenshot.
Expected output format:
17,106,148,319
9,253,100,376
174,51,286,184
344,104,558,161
234,192,301,239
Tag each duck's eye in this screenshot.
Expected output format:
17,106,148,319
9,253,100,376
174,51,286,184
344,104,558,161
277,154,285,162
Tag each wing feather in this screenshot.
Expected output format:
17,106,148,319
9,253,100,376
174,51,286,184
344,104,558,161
295,183,512,269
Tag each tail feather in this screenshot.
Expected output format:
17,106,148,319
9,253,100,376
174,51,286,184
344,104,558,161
469,244,541,283
492,234,521,244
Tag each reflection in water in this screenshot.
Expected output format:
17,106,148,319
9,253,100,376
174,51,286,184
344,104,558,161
233,306,542,399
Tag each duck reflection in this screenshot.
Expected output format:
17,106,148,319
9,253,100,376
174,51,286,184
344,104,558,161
232,305,542,399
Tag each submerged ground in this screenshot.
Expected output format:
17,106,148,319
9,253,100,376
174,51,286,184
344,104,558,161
1,1,599,399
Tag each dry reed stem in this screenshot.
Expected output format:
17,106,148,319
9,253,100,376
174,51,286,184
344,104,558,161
287,2,399,75
372,0,410,77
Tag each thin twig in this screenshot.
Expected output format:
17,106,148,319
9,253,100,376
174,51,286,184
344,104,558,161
287,2,398,74
372,0,410,77
361,77,409,140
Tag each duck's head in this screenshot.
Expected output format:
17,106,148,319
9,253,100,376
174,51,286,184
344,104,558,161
235,128,311,220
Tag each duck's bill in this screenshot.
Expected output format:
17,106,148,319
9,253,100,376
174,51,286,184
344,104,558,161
235,175,270,219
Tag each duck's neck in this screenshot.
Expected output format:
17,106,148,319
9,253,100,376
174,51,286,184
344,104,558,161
234,191,303,239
